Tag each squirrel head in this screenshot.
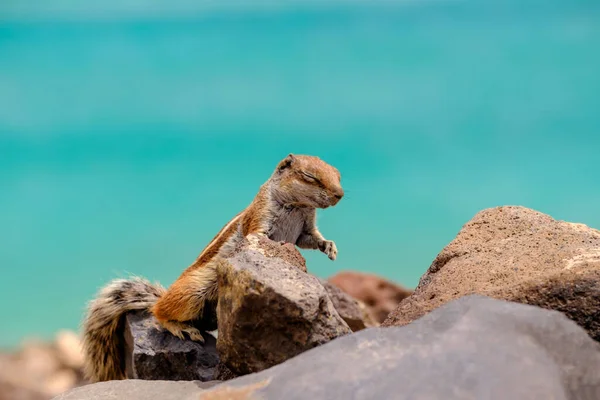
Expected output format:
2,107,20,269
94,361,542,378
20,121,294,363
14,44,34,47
272,154,344,208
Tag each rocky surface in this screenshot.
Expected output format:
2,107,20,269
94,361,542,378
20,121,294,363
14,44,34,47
123,311,219,381
328,271,412,323
58,235,371,384
319,279,377,331
55,296,600,400
244,233,308,273
383,206,600,341
216,234,351,376
0,331,86,400
201,295,600,400
211,362,237,381
53,379,220,400
113,235,366,382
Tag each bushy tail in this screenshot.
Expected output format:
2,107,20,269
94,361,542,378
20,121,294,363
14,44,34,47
82,277,166,382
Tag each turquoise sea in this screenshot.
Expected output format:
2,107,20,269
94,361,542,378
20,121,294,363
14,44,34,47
1,0,599,347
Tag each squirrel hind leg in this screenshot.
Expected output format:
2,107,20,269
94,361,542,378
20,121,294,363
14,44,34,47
151,263,219,343
159,320,205,343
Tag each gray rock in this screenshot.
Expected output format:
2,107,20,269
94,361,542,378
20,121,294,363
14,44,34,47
53,379,219,400
203,295,600,400
216,234,351,376
123,311,219,381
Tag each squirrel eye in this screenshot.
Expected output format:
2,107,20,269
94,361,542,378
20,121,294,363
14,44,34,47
301,172,317,182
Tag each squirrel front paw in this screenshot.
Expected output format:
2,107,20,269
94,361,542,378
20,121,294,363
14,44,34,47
318,240,338,261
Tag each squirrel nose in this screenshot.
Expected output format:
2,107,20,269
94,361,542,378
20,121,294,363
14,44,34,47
334,188,344,200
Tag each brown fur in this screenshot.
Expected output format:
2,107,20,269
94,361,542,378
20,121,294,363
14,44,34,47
82,154,343,382
82,277,166,381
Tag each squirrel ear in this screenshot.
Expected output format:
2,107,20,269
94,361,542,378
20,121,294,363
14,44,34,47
277,154,295,172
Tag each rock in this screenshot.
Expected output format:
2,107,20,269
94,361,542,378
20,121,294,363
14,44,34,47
0,349,46,400
0,381,47,400
216,234,351,376
249,234,373,331
319,279,377,331
53,379,220,400
198,295,600,400
0,334,87,400
55,330,84,370
212,362,237,381
198,379,271,400
246,233,308,273
44,370,78,397
123,311,219,381
53,296,600,400
19,341,62,379
382,206,600,341
327,271,412,323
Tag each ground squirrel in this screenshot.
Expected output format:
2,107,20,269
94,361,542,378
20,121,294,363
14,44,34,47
82,154,344,382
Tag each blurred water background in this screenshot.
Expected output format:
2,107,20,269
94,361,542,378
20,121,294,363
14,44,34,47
1,0,599,347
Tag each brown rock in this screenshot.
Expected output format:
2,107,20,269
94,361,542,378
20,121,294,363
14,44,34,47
216,234,351,376
212,362,238,381
55,330,84,370
0,334,87,400
319,279,377,331
53,379,220,400
197,379,271,400
44,369,78,397
382,206,600,341
328,271,412,323
245,234,307,273
0,380,47,400
23,342,62,375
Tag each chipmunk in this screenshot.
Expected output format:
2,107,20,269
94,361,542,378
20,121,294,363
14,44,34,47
82,154,344,382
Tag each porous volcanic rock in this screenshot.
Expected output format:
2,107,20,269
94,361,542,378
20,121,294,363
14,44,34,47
216,234,351,376
319,279,377,331
123,311,219,381
328,271,412,323
383,206,600,342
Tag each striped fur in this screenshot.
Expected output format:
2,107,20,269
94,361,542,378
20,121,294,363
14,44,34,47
82,277,165,382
